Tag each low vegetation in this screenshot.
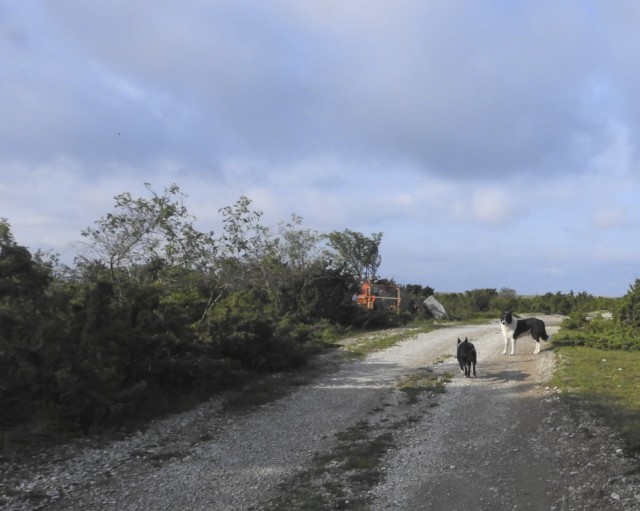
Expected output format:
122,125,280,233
551,348,640,453
398,368,451,404
548,280,640,453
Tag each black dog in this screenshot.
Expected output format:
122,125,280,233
456,337,477,378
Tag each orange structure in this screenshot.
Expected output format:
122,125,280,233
355,280,401,313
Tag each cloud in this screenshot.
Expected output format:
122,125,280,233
592,207,627,230
3,1,640,296
470,189,516,226
2,0,632,180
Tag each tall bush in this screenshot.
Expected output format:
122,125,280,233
204,288,308,371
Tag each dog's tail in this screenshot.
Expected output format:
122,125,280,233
538,322,550,341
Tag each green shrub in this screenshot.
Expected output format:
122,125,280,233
554,314,640,351
205,289,309,371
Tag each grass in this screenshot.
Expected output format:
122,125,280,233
551,346,640,453
266,419,395,510
333,421,394,476
398,368,452,404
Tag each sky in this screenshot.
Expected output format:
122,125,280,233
2,1,640,297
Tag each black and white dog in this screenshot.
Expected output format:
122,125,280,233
500,311,550,355
457,337,477,378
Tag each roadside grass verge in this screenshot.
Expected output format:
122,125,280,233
551,346,640,453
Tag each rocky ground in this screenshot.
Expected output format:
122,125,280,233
2,316,640,510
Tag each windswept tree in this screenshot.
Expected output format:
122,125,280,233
266,215,324,292
77,183,217,282
214,195,271,290
325,230,382,281
273,215,323,273
264,215,352,320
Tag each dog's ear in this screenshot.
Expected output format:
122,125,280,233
457,338,461,345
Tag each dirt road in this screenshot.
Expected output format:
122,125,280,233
3,317,640,510
371,317,563,510
368,317,639,511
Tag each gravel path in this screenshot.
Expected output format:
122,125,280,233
2,317,640,510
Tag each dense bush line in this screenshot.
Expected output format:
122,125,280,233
435,287,617,321
552,279,640,350
0,184,635,438
0,188,364,435
436,286,640,351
